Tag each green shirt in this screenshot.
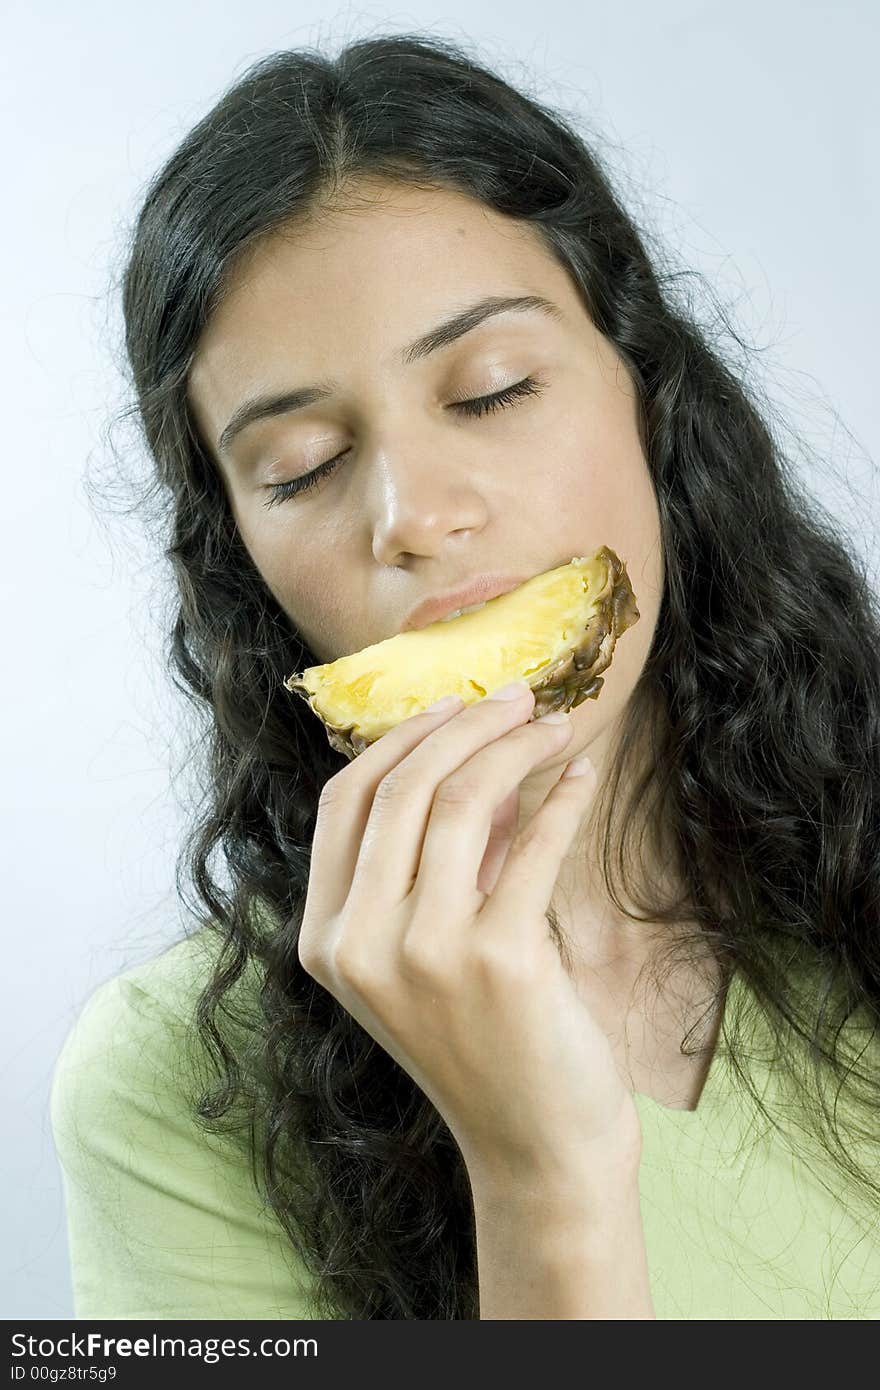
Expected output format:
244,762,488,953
51,930,880,1319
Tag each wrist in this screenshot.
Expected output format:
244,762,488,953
469,1167,654,1319
469,1161,643,1249
463,1105,644,1217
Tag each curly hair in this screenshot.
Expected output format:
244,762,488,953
99,33,880,1318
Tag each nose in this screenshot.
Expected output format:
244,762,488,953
368,448,491,564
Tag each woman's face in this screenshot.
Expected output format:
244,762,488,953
187,178,664,823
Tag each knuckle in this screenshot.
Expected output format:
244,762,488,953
317,772,348,812
373,768,411,805
397,934,436,978
297,932,323,979
398,930,448,982
511,821,555,859
434,775,481,810
330,939,367,985
472,937,528,986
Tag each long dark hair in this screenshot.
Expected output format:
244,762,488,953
102,33,880,1318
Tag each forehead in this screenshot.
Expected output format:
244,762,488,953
218,178,552,301
187,181,572,437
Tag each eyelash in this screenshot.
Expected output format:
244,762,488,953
261,374,546,508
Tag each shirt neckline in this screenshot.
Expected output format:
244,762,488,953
631,967,743,1122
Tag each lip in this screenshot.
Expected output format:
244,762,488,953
400,573,532,633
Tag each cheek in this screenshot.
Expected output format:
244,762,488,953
571,439,661,568
561,447,663,658
228,504,315,625
231,497,365,660
235,518,293,605
271,553,360,662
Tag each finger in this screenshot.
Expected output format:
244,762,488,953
482,753,599,941
345,684,554,911
399,710,577,920
476,784,520,896
301,694,467,930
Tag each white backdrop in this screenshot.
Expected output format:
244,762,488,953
2,0,877,1319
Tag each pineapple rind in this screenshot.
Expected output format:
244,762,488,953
284,545,640,759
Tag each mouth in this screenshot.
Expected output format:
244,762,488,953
436,599,492,621
399,573,533,634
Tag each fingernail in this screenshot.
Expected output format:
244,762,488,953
535,711,570,724
424,693,464,713
488,679,531,701
563,755,591,778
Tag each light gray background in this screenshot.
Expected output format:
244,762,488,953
3,0,877,1319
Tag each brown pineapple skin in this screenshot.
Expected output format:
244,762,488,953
285,545,640,761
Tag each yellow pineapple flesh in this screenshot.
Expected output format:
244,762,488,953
283,545,640,759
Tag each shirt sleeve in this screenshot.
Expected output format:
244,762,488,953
50,973,324,1320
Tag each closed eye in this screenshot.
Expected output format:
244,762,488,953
448,373,545,419
261,374,546,508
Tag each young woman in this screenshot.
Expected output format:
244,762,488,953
52,33,880,1320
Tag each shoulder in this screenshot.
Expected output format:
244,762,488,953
50,929,326,1319
50,928,261,1173
52,929,220,1084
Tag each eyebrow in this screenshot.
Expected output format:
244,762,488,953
216,293,563,456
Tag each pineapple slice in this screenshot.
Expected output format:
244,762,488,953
284,545,640,760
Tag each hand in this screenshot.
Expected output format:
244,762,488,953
297,681,641,1191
